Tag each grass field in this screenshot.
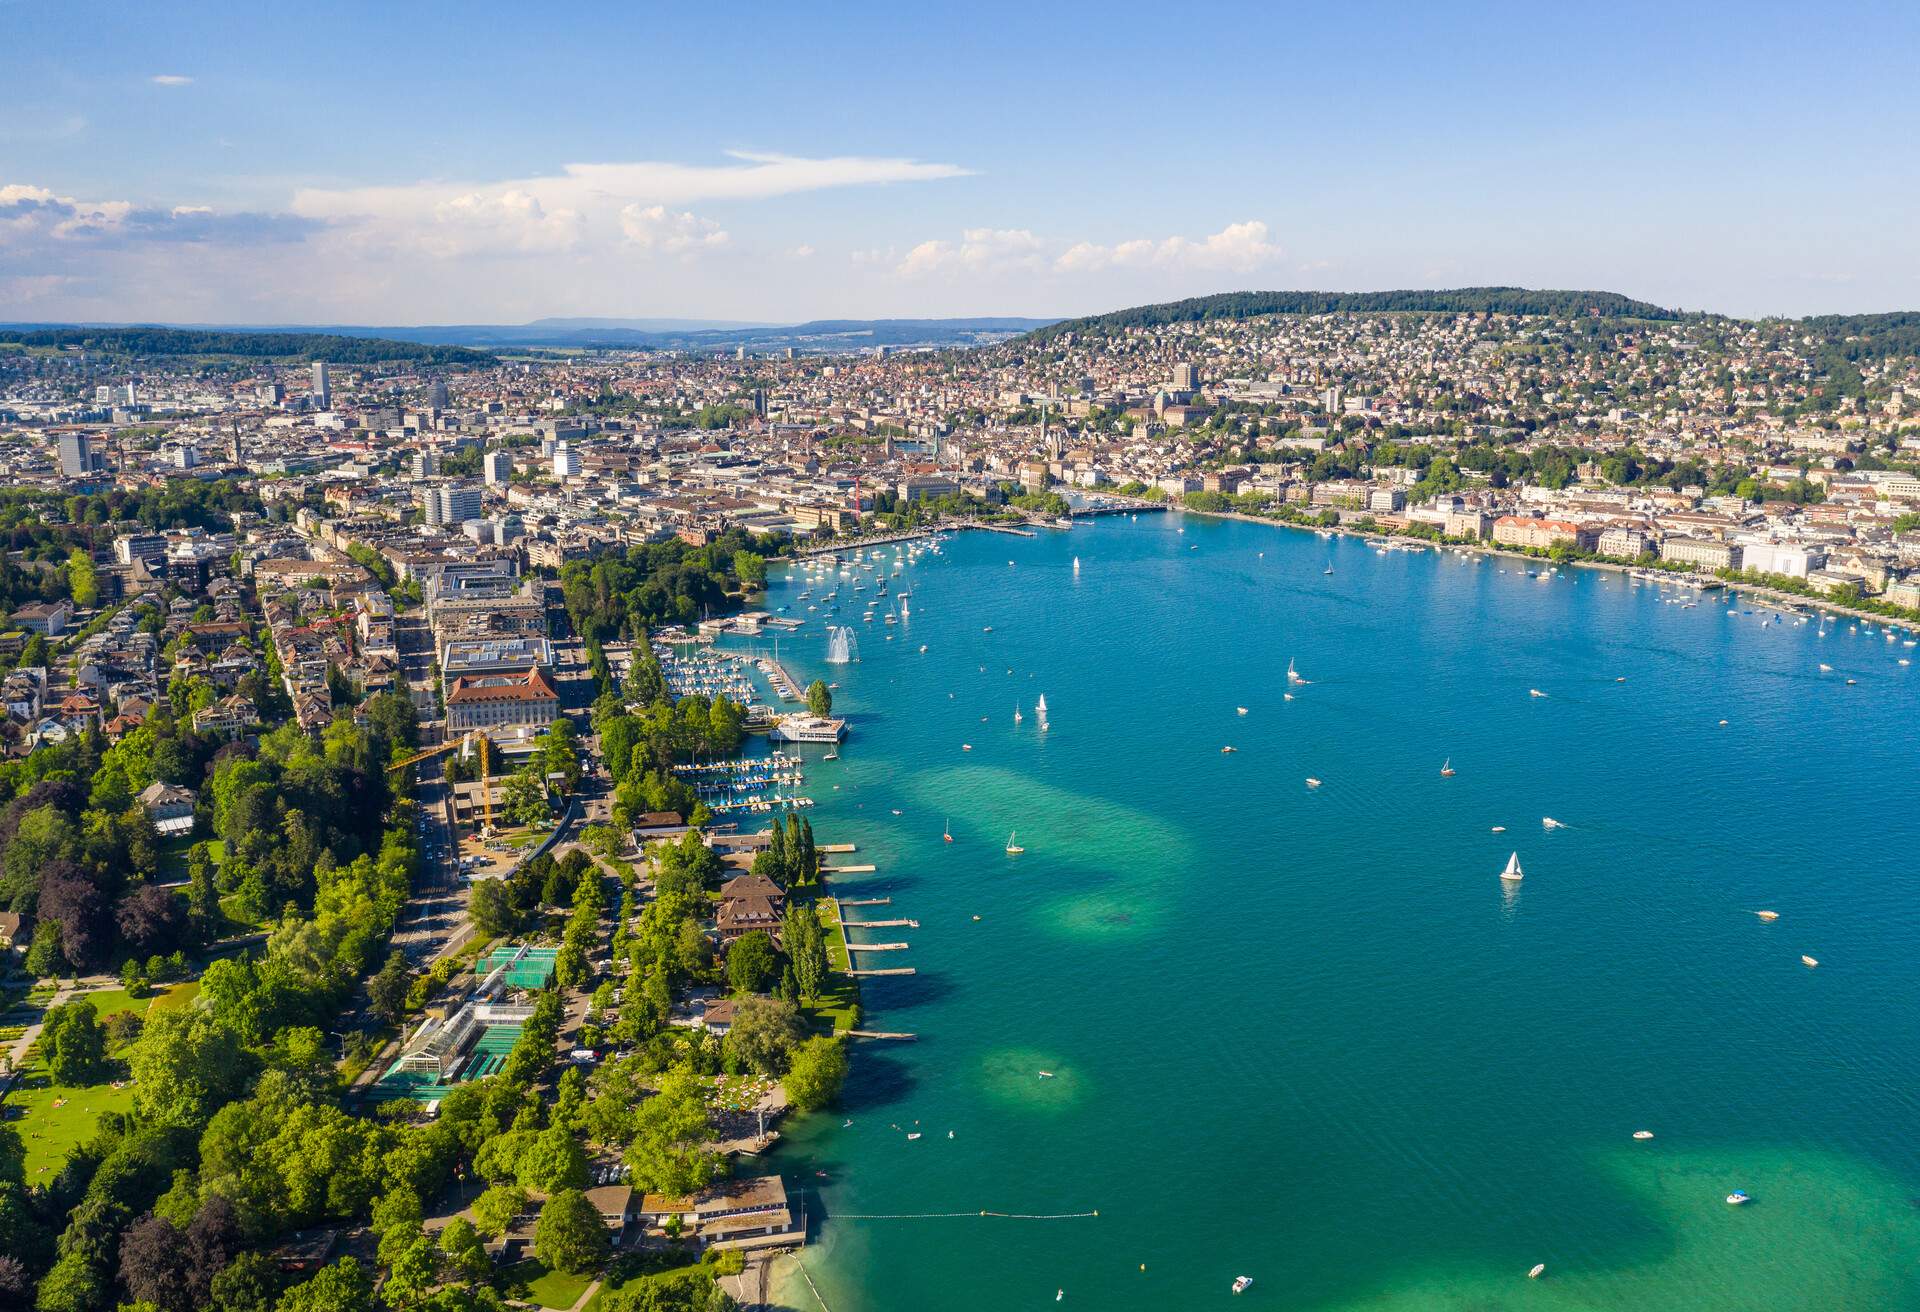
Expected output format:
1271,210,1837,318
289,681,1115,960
578,1251,722,1312
805,899,861,1035
1,981,198,1178
502,1260,596,1310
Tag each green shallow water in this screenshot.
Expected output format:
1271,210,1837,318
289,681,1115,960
737,513,1920,1311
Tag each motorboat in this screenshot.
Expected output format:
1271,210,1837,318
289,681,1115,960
1726,1191,1751,1206
1232,1276,1253,1295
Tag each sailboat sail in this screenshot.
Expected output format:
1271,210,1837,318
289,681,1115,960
1500,852,1524,882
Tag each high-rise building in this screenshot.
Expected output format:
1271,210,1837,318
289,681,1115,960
552,443,582,479
312,361,331,409
484,450,513,486
411,451,440,479
1172,362,1197,391
428,377,450,410
57,433,96,477
421,483,483,526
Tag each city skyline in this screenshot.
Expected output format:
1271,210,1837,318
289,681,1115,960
5,0,1920,324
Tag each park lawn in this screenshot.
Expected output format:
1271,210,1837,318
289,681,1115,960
804,899,861,1034
579,1253,717,1312
2,981,195,1176
502,1260,595,1310
146,980,201,1015
4,1056,139,1179
217,892,271,934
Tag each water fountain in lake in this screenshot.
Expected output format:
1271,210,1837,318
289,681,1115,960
825,626,859,664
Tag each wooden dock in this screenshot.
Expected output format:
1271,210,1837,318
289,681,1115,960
819,843,858,853
848,967,916,977
847,1031,917,1041
845,941,909,952
844,918,918,929
823,864,876,874
839,897,890,907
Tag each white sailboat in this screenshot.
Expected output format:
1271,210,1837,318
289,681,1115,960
1500,852,1524,882
1073,556,1081,575
1287,659,1308,686
1013,704,1023,723
1035,694,1049,731
1005,831,1024,855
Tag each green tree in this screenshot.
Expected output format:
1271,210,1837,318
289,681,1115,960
725,931,779,995
517,1125,589,1194
469,878,516,938
804,680,833,717
66,548,99,608
367,949,413,1025
273,1258,374,1312
784,1036,848,1112
437,1216,491,1285
533,1188,609,1276
501,768,550,828
471,1184,528,1240
41,998,107,1084
624,1065,721,1196
723,996,805,1077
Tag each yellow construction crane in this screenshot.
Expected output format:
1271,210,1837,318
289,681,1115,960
387,730,493,832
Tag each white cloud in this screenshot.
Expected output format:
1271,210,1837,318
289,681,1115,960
788,244,816,259
291,150,969,259
620,204,730,254
1053,221,1282,275
0,182,315,246
897,227,1045,278
150,74,194,87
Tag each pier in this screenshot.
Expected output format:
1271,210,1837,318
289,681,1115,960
843,918,918,928
845,941,910,952
819,843,859,853
839,897,890,907
846,1030,917,1041
848,967,916,977
823,863,875,873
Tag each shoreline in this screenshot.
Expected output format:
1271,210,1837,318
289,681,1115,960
1121,497,1919,631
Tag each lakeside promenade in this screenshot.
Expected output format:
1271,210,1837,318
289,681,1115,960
1101,494,1920,630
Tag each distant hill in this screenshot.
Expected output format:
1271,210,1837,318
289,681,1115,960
0,325,496,366
308,316,1059,352
1026,288,1680,342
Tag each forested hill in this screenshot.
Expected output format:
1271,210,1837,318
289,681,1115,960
0,326,496,366
1027,287,1681,341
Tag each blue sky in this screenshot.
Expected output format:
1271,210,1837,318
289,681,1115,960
4,0,1917,323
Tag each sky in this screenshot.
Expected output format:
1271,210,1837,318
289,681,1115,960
3,0,1918,326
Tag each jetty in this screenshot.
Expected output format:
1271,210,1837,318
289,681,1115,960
846,1030,917,1041
823,863,875,873
839,897,890,907
845,941,910,952
843,918,918,928
848,967,916,977
819,843,859,854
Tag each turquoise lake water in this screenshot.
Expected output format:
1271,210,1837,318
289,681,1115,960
742,512,1920,1311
